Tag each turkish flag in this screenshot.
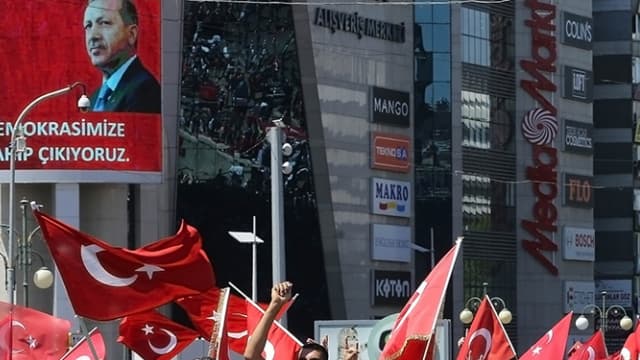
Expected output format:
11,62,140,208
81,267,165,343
177,287,295,354
60,327,106,360
0,302,71,360
519,312,573,360
118,309,199,360
568,330,608,360
34,210,216,321
456,296,516,360
246,298,302,360
380,238,462,360
610,325,639,360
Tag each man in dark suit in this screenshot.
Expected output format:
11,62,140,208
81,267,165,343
84,0,160,113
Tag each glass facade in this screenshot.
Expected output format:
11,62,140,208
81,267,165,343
460,3,517,343
414,4,453,285
176,1,329,338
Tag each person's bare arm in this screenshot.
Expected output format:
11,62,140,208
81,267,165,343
244,282,293,360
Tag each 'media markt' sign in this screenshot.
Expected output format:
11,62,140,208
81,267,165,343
371,87,410,127
313,7,405,43
520,0,559,276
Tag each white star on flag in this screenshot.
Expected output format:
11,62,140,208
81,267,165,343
26,335,38,349
136,264,165,279
142,324,155,335
532,346,542,355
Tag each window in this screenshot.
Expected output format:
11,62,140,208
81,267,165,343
461,8,490,66
462,91,514,150
633,57,640,84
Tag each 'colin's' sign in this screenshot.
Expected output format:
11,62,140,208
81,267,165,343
371,87,410,127
561,11,592,50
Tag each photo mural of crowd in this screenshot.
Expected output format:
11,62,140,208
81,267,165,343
179,1,314,206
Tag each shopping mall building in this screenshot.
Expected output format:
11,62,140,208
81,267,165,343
2,0,640,357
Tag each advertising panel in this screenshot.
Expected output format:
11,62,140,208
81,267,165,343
371,270,411,306
371,177,411,218
562,226,595,261
596,280,633,308
563,173,594,208
371,132,410,173
561,11,593,50
563,119,593,155
370,87,410,127
563,66,593,103
564,280,595,313
314,318,451,360
0,1,161,183
371,224,411,263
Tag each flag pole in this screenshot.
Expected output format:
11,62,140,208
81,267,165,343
60,327,98,360
77,316,100,360
207,287,230,358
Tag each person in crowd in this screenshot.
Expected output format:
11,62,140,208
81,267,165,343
244,281,329,360
84,0,160,113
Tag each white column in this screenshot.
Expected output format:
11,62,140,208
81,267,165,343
53,183,80,332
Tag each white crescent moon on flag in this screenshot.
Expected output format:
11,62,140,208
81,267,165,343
545,330,553,344
467,328,492,360
148,328,178,355
621,348,631,360
75,356,92,360
10,321,26,354
81,244,138,287
586,347,595,360
228,330,248,339
262,340,275,360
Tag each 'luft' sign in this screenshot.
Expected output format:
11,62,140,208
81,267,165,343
520,0,559,276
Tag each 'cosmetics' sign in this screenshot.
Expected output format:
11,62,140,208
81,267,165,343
520,0,559,276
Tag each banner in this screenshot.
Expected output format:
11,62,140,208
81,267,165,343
0,0,161,183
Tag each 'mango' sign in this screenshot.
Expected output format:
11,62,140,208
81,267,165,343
520,0,559,276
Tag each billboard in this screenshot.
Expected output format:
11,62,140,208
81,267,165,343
562,226,595,261
563,66,593,103
371,224,411,262
370,132,411,173
370,87,410,127
0,0,161,183
561,11,593,50
371,177,411,218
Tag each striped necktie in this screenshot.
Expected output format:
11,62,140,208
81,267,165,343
93,84,113,111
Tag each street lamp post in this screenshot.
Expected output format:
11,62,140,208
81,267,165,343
458,282,513,346
6,83,89,310
228,216,264,302
575,291,633,339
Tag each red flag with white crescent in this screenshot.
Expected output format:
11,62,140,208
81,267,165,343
456,296,516,360
568,330,608,360
519,312,573,360
0,302,70,360
380,238,462,360
33,210,215,321
176,287,296,354
245,298,302,360
118,309,199,360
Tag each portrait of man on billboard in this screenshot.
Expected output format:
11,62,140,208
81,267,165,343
83,0,160,113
